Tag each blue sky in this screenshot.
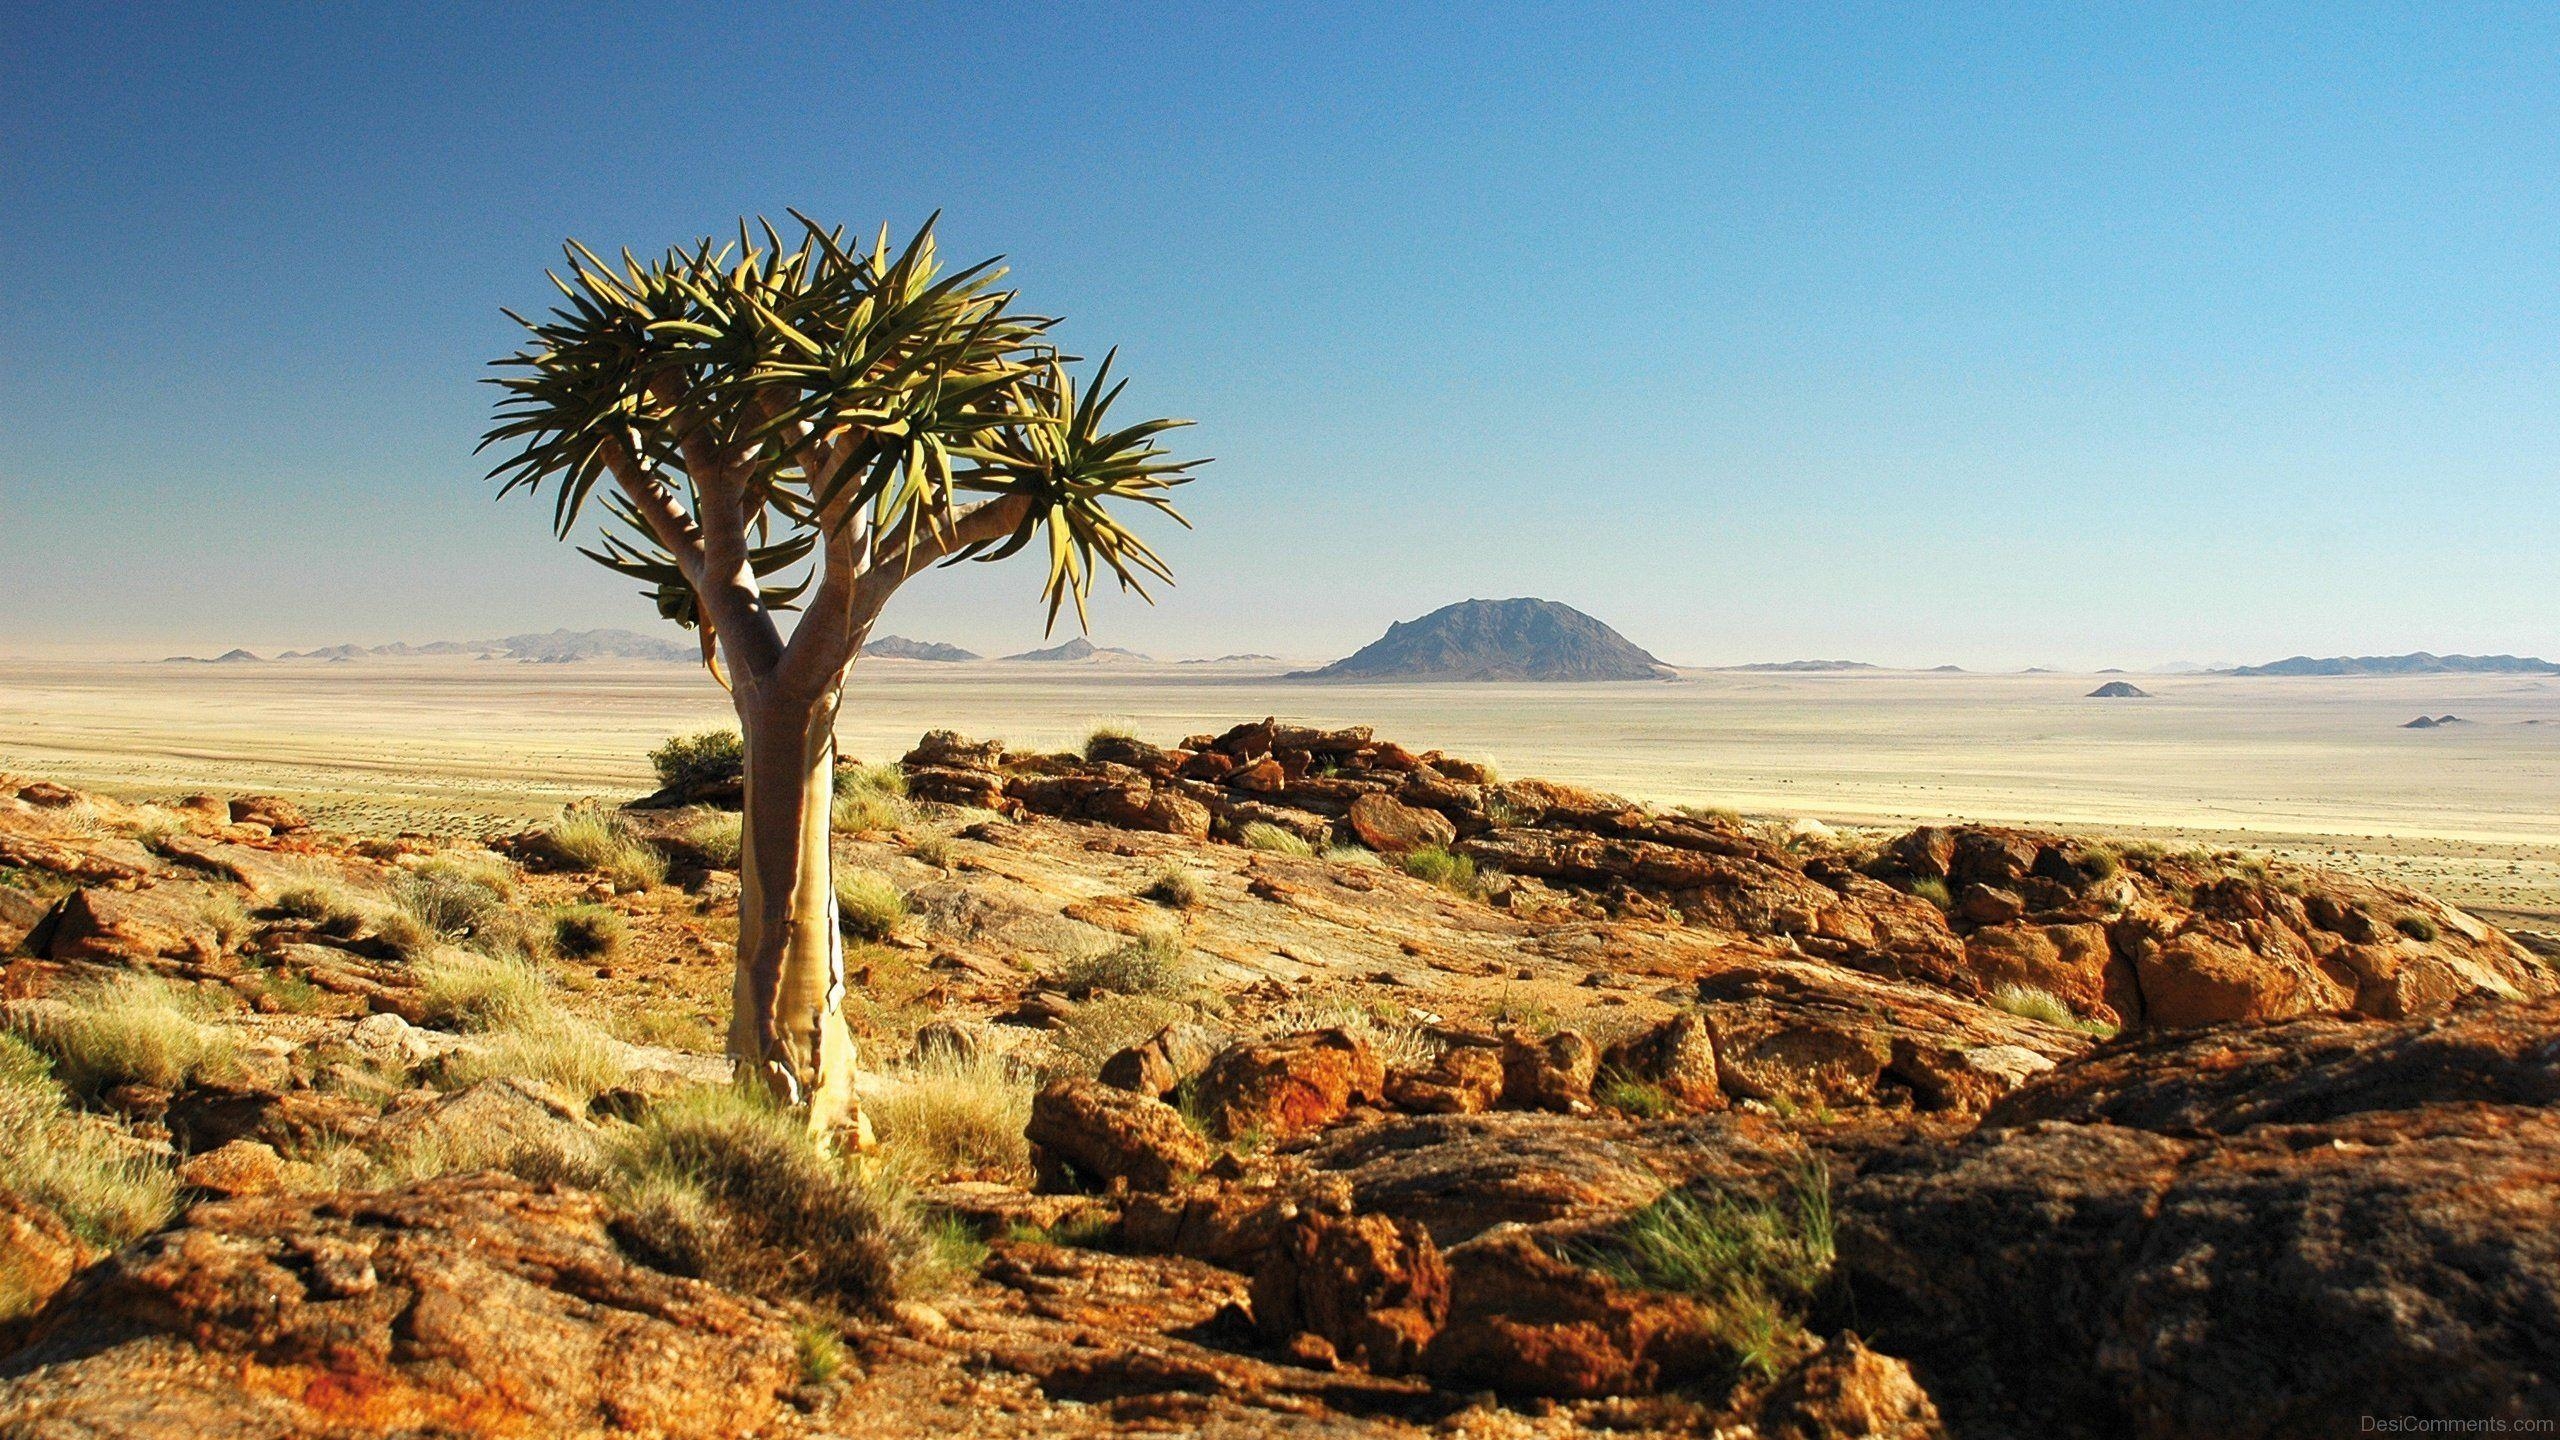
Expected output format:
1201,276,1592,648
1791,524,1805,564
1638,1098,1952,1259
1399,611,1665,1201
4,2,2555,667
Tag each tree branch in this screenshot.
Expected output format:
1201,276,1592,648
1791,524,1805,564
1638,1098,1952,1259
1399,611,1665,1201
774,491,1033,697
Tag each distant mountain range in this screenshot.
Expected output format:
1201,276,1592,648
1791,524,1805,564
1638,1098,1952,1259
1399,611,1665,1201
167,629,696,664
2222,653,2560,677
861,635,981,662
1719,660,1879,673
1002,637,1152,663
1289,598,1673,683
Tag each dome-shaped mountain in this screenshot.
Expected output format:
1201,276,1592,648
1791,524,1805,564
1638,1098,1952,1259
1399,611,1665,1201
1290,598,1672,682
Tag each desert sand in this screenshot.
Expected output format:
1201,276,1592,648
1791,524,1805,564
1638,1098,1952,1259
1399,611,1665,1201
2,657,2554,924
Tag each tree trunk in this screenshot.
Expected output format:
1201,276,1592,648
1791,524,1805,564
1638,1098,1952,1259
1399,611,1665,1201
729,681,865,1142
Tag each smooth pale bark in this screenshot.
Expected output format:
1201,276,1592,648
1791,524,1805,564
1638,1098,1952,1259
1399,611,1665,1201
728,681,865,1140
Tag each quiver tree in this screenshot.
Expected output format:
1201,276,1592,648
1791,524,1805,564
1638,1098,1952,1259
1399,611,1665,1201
481,214,1201,1137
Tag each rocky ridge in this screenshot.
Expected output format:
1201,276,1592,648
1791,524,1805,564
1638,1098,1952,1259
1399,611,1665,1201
0,722,2554,1438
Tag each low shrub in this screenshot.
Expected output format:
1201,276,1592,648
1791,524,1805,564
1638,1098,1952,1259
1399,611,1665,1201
412,948,552,1032
1056,927,1192,997
271,881,369,939
2395,912,2442,942
1044,994,1192,1077
907,829,953,868
440,1016,631,1101
1907,877,1954,911
651,729,744,792
1985,983,2076,1028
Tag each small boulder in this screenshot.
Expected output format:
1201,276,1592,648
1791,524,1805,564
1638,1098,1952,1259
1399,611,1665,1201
1346,793,1458,855
1383,1042,1505,1115
1423,1229,1719,1398
1598,1012,1723,1111
1250,1210,1450,1373
46,886,221,968
226,795,309,832
1097,1023,1219,1099
177,1139,288,1198
1192,1029,1384,1140
1749,1332,1947,1439
1500,1029,1599,1114
1026,1076,1212,1193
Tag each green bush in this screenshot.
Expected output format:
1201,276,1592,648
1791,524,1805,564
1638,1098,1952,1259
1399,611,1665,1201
651,730,744,791
0,1034,178,1260
1582,1162,1834,1380
1907,877,1954,911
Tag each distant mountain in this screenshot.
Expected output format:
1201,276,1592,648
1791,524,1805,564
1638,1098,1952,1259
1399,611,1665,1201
2088,681,2153,698
2224,653,2560,677
1721,660,1879,673
1001,637,1151,663
164,648,268,664
1289,598,1672,683
1927,665,1965,673
1179,653,1282,665
261,628,694,664
862,635,981,662
2403,715,2471,729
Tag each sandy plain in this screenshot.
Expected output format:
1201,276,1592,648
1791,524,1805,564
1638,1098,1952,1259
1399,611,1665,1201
2,658,2555,928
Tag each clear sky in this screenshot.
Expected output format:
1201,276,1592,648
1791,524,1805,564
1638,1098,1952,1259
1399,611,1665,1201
4,3,2555,668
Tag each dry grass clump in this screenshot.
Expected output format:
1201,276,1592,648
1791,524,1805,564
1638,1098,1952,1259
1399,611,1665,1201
408,948,630,1098
870,1045,1035,1182
609,1085,941,1312
1055,927,1193,998
439,1018,631,1101
1581,1162,1835,1382
1906,877,1954,911
2395,912,2442,942
1238,822,1314,856
7,975,247,1099
1260,994,1439,1071
1044,994,1195,1077
831,764,913,834
1985,983,2118,1039
1397,844,1479,897
679,809,744,870
539,805,667,891
550,904,626,960
906,829,954,868
194,890,256,951
835,869,910,942
270,879,371,939
0,1035,178,1288
1142,864,1204,908
1082,724,1136,759
415,849,519,898
1321,842,1384,867
413,948,553,1032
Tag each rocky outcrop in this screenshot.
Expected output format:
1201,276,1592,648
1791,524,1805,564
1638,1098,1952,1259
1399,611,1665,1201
1027,1077,1212,1193
0,1175,800,1439
1191,1029,1384,1140
1249,1210,1449,1373
1837,1000,2560,1437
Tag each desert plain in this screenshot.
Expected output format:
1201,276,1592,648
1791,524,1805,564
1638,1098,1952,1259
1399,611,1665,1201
3,657,2553,932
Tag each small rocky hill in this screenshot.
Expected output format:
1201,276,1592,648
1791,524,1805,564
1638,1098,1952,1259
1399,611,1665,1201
1292,599,1672,682
2227,652,2560,677
2087,681,2152,698
1001,638,1151,663
862,635,981,662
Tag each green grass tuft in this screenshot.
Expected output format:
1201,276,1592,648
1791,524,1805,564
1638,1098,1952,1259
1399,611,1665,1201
1398,844,1478,896
1238,822,1313,856
835,869,909,943
1056,927,1193,997
540,805,667,891
1582,1161,1834,1381
8,974,246,1098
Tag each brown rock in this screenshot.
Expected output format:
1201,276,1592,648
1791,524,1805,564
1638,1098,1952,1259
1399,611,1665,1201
904,765,1006,809
1097,1022,1218,1099
0,1175,799,1439
1954,883,2026,925
1027,1076,1212,1193
1422,1229,1719,1398
2134,923,2351,1027
46,886,222,968
1230,758,1288,793
1598,1012,1724,1110
1249,1211,1449,1373
901,729,1006,771
1192,1029,1384,1140
177,1139,288,1198
1500,1029,1599,1113
0,1187,96,1327
1382,1042,1505,1115
1751,1332,1947,1439
1839,1006,2560,1436
226,794,309,832
1345,792,1458,855
1298,1113,1669,1245
1962,921,2112,1013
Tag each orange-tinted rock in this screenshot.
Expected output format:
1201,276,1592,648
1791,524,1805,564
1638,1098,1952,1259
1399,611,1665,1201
46,886,221,968
1499,1029,1599,1113
1422,1230,1720,1398
1962,922,2112,1013
1383,1042,1505,1115
1598,1012,1724,1110
177,1139,287,1198
1193,1029,1384,1140
1249,1211,1449,1373
1346,792,1457,854
1750,1332,1947,1439
226,795,309,833
1027,1077,1212,1194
